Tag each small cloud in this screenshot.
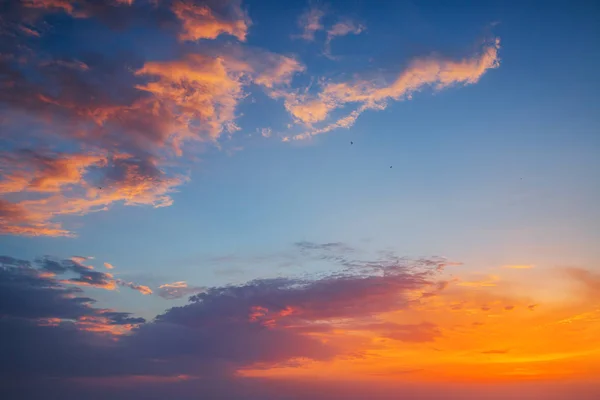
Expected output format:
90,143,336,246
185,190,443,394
104,262,115,270
116,279,153,295
504,305,515,311
19,25,41,37
324,18,365,57
294,4,326,41
171,0,250,42
260,127,272,138
71,256,94,266
158,281,206,300
503,264,535,269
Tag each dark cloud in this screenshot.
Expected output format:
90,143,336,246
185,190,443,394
0,251,446,384
0,255,95,320
36,256,117,289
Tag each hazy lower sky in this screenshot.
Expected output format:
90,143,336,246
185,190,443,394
1,0,599,399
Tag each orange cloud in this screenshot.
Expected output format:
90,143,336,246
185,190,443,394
116,279,153,295
0,151,106,194
0,152,186,236
282,38,501,139
59,278,117,291
76,315,137,335
240,266,600,383
0,198,73,237
104,262,115,270
158,281,205,299
135,54,247,142
172,0,249,42
22,0,78,16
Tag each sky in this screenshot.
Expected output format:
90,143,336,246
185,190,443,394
1,0,599,399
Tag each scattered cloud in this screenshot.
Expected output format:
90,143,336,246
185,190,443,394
260,127,272,138
0,0,499,237
0,2,303,237
104,262,115,270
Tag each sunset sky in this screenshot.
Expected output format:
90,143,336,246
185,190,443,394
1,0,599,399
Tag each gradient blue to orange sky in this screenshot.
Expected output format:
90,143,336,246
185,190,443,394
1,0,599,399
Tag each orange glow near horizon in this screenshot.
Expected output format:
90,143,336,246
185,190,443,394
238,266,600,383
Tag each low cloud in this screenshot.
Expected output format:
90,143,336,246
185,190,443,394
3,249,600,398
1,251,446,383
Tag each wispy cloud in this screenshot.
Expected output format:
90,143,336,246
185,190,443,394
279,38,501,140
116,279,153,295
324,18,365,57
294,4,326,41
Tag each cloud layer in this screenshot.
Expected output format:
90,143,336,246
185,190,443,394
2,243,600,398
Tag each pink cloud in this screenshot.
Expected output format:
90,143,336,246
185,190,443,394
116,279,153,295
294,4,326,41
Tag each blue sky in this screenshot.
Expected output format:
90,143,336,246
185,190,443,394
1,1,600,397
3,1,598,286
